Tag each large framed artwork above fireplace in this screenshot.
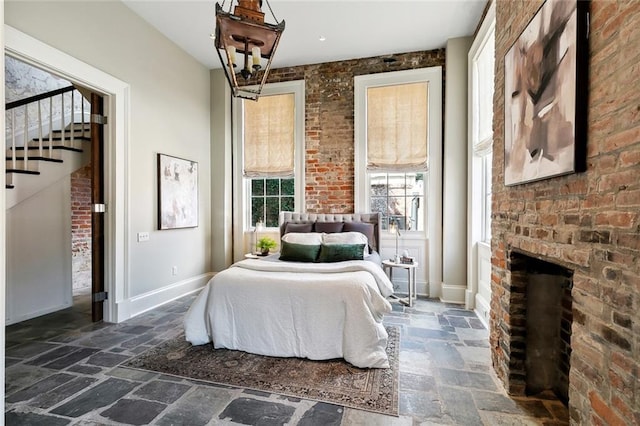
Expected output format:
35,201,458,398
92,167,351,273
503,0,589,186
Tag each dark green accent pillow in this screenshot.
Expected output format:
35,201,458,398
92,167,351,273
279,241,321,262
317,244,365,263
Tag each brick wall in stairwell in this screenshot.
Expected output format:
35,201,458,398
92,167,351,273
491,1,640,425
247,49,446,213
71,165,92,291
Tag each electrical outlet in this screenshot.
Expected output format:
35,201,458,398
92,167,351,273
137,232,150,242
171,266,178,276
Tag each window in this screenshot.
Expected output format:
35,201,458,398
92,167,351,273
243,92,295,227
471,24,495,243
354,68,442,233
234,80,305,230
366,81,427,230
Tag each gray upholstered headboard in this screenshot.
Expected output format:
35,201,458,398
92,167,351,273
278,212,382,252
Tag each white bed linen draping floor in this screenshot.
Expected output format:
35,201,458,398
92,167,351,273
184,259,394,368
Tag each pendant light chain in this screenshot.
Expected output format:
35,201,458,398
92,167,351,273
220,0,231,13
263,0,280,23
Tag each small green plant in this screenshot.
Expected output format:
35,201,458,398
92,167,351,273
256,236,277,254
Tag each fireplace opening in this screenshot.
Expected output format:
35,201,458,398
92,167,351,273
509,252,573,405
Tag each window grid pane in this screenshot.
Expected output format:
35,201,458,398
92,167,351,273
251,179,264,196
250,178,295,227
369,172,425,231
281,179,294,195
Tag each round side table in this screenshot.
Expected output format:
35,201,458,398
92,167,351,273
382,259,419,307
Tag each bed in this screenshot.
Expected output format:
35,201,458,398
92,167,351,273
183,212,394,368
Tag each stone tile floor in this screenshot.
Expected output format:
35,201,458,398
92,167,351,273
5,290,570,425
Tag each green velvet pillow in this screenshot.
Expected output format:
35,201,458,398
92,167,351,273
317,244,365,263
279,241,321,262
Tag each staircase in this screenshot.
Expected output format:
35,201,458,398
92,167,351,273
6,86,92,209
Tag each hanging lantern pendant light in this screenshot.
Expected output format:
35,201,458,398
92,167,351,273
214,0,285,100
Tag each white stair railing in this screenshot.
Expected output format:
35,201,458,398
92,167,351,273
6,86,90,178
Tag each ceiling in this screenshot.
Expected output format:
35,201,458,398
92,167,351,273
122,0,488,70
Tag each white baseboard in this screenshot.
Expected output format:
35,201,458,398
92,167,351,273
116,273,214,322
465,289,475,309
428,281,440,298
391,278,429,298
6,301,72,325
440,283,466,304
474,293,491,329
416,280,429,297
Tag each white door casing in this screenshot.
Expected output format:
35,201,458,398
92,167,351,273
5,25,131,323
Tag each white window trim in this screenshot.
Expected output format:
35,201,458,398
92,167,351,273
354,67,443,239
466,1,495,317
232,80,305,258
468,3,495,248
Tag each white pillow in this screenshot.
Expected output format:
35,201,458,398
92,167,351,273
281,232,323,245
322,232,370,256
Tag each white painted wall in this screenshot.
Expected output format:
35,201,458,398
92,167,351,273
210,69,233,272
5,0,212,320
441,36,471,304
6,178,72,324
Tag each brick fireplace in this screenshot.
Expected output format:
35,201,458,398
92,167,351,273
491,1,639,425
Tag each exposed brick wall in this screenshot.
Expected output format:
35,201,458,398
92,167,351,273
250,50,446,213
71,165,92,291
491,1,640,425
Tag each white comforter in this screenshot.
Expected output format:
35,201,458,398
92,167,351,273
184,259,394,368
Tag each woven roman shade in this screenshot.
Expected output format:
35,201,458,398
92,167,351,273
244,93,295,177
366,82,428,171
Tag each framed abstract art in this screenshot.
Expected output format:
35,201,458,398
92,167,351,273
504,0,589,185
157,153,198,230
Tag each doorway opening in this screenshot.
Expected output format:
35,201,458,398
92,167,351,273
5,56,104,324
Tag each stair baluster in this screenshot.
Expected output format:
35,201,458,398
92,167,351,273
70,92,75,148
37,100,43,159
11,109,16,171
49,96,54,158
81,95,86,139
23,103,28,171
60,92,65,149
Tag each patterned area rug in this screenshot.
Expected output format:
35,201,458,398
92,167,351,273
124,326,399,416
